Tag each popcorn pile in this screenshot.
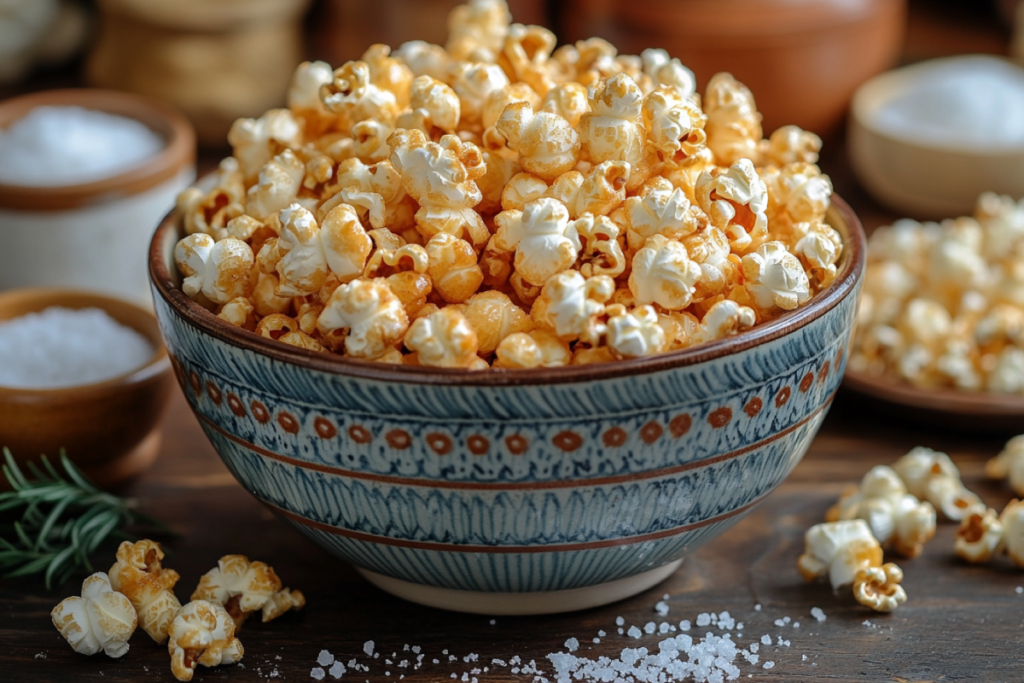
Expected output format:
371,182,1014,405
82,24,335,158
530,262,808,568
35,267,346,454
50,540,304,681
851,192,1024,393
173,0,841,369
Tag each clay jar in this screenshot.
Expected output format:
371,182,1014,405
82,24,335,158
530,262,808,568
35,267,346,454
559,0,906,135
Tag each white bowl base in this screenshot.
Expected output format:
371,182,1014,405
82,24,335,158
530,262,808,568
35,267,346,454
357,560,684,615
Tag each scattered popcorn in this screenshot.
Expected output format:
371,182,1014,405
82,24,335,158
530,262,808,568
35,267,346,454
170,0,839,368
853,563,908,613
956,498,1024,568
892,447,981,521
192,555,305,630
52,573,137,658
167,600,244,682
987,435,1024,497
108,540,182,645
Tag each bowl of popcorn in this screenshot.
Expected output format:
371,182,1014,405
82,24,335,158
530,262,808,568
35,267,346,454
149,0,864,614
846,193,1024,430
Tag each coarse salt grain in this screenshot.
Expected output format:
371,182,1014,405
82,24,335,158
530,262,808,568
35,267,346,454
1016,586,1023,594
655,601,670,616
564,638,579,652
810,607,827,623
627,626,643,639
0,307,153,389
364,641,375,656
328,661,346,679
310,667,326,680
0,106,164,187
318,650,335,667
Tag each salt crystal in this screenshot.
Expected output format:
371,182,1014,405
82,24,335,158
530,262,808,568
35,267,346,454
763,661,775,670
0,106,164,187
489,619,496,625
679,619,691,631
615,616,625,626
810,607,827,622
793,622,800,628
592,637,600,643
655,600,670,616
1016,586,1023,594
34,653,46,659
564,638,579,652
363,641,375,657
0,307,153,389
696,613,712,627
412,646,421,654
318,651,335,667
754,604,761,611
627,626,642,639
311,667,326,680
760,635,771,646
329,661,346,679
644,621,656,634
598,630,606,637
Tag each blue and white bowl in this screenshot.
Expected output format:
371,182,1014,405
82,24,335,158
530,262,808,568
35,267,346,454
149,198,864,615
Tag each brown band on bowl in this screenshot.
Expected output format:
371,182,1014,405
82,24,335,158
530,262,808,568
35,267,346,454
0,89,196,212
149,194,866,387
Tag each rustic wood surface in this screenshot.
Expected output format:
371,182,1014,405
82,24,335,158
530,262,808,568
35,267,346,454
2,1,1022,681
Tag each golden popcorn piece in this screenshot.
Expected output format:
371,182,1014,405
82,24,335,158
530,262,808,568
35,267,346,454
541,82,590,130
245,149,306,222
108,540,181,644
320,203,374,283
797,520,883,590
892,446,981,522
499,23,557,97
699,298,756,342
191,555,304,630
397,75,461,138
574,160,629,218
177,159,246,241
256,313,325,352
987,435,1024,496
531,270,614,343
604,304,667,358
853,563,908,613
405,308,489,368
168,600,244,682
955,506,1003,564
696,158,768,254
493,329,571,368
393,40,453,81
448,61,511,129
427,232,485,304
579,73,649,182
494,197,581,287
262,204,329,297
174,234,255,306
641,87,706,160
459,290,533,354
365,243,433,315
629,234,701,310
703,72,762,167
575,212,626,279
318,278,409,359
793,218,843,289
640,49,696,97
321,60,400,129
287,60,337,139
446,0,512,62
763,162,833,227
227,110,303,185
362,44,414,108
826,465,937,559
501,171,550,212
476,150,521,215
763,125,822,167
252,273,293,318
217,297,257,331
622,177,704,252
495,100,580,181
52,573,137,658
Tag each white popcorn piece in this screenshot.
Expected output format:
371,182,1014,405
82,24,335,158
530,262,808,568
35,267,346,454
493,197,581,287
892,446,981,521
703,72,762,166
108,540,181,645
227,110,302,184
764,162,833,226
318,279,409,359
680,227,739,303
988,346,1024,393
287,60,336,136
493,329,571,368
321,60,400,128
826,465,937,558
579,73,649,185
404,308,488,368
641,87,705,159
955,506,1004,563
168,600,244,682
699,299,756,342
483,81,541,136
177,159,246,240
741,241,811,314
531,270,615,343
495,101,580,181
852,563,908,613
264,204,329,297
927,217,990,295
393,40,453,81
641,50,696,98
605,304,667,358
629,234,702,310
574,160,630,217
623,177,702,252
397,75,461,137
987,435,1024,496
192,555,304,630
246,149,306,221
320,203,374,283
52,573,137,658
797,520,883,590
174,234,255,306
1000,499,1024,568
448,61,511,128
794,219,843,289
696,158,768,253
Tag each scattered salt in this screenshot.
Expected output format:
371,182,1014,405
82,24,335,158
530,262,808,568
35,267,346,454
318,650,335,667
34,653,46,659
696,613,712,627
311,667,326,680
564,638,579,652
643,622,656,634
1016,586,1023,594
763,661,775,670
489,619,496,625
654,600,670,616
597,630,606,637
679,620,691,631
615,616,625,626
0,307,153,389
329,661,346,679
760,635,772,646
792,622,800,629
0,106,164,187
754,604,762,612
810,607,827,623
627,626,643,639
364,641,375,657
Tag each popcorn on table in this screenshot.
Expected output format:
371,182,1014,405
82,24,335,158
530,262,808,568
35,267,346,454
52,573,138,658
171,0,840,368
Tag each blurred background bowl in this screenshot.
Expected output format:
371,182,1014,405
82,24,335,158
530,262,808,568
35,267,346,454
559,0,906,136
0,88,195,306
0,288,173,488
149,195,865,615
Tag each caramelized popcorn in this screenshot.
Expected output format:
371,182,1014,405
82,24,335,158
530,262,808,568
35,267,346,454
798,520,883,590
108,540,181,644
168,600,244,682
986,434,1024,496
955,506,1003,563
52,573,137,658
853,563,908,613
892,447,981,521
171,0,840,369
192,555,305,631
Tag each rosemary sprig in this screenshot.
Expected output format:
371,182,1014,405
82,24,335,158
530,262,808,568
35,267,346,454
0,448,170,589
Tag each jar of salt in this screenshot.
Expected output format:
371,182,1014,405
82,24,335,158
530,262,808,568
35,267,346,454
0,89,195,306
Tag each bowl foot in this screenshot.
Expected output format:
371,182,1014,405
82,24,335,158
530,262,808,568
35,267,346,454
357,559,683,615
81,429,161,489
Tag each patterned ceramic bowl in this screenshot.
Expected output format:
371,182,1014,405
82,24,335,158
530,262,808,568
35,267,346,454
149,197,864,615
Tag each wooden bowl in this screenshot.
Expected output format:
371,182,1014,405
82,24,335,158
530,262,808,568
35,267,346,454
0,289,174,488
559,0,906,135
843,369,1024,433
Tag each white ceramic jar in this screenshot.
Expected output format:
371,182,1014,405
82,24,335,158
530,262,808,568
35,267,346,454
0,89,195,306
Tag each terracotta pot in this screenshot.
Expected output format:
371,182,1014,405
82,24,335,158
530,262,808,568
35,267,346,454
0,89,195,306
560,0,906,135
0,289,173,489
312,0,548,66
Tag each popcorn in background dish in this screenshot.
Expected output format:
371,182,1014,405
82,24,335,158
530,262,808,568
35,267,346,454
892,447,981,521
318,278,409,358
108,540,181,644
986,435,1024,496
405,308,488,368
52,573,137,658
168,600,244,682
192,555,305,631
826,465,936,558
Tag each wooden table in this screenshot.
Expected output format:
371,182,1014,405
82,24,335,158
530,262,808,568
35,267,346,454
3,2,1023,681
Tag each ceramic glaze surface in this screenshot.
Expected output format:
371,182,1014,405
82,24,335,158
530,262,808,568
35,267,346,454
153,277,857,592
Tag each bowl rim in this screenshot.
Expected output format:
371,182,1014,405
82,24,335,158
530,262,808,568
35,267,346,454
0,89,196,212
0,287,171,398
149,194,865,387
851,55,1024,157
